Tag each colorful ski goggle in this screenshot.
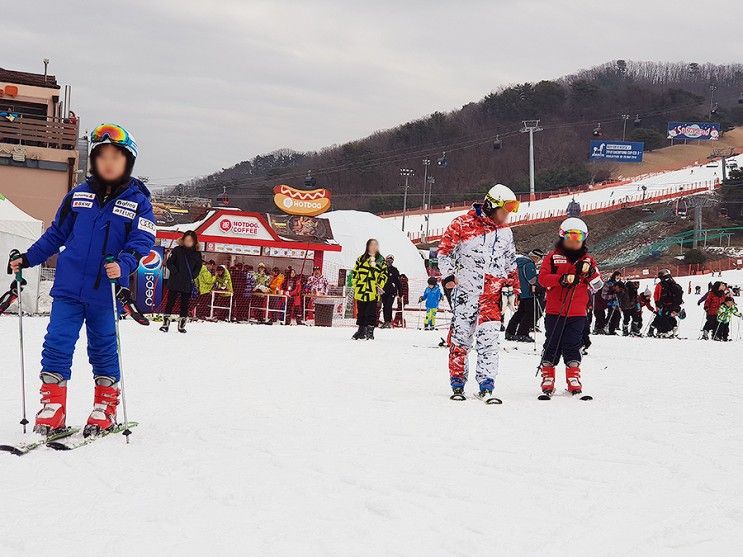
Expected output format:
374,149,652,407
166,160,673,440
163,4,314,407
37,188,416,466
486,195,520,213
561,229,586,242
90,123,137,156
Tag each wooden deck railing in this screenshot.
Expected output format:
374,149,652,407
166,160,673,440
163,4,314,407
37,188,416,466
0,115,79,149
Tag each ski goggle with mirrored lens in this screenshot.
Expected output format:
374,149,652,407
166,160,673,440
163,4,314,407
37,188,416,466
485,195,520,213
560,229,586,242
90,124,137,156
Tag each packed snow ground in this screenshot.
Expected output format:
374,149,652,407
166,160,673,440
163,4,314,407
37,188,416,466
0,273,742,556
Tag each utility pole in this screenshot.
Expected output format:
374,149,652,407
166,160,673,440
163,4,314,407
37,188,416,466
693,204,703,249
422,158,431,210
709,84,717,120
400,168,414,232
520,120,542,200
621,114,631,141
425,176,435,241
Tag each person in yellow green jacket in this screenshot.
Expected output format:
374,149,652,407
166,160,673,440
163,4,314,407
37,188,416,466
195,260,216,295
351,238,388,340
214,264,233,297
715,297,741,341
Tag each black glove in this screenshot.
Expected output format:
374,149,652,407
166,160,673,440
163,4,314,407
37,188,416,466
6,250,28,275
115,286,150,326
559,274,576,287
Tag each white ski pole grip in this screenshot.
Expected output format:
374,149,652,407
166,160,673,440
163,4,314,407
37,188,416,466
105,255,132,444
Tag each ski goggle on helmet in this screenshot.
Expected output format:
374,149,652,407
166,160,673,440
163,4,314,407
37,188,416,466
90,123,138,158
559,217,588,242
484,184,520,214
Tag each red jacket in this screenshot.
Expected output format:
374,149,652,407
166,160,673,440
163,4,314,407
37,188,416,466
283,277,303,306
703,291,725,316
538,247,603,317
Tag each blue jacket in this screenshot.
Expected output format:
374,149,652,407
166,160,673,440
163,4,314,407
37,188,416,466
515,255,537,299
420,285,444,310
25,178,156,307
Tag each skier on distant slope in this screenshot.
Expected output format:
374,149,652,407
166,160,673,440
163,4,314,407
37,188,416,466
438,184,520,403
8,123,156,438
537,218,603,397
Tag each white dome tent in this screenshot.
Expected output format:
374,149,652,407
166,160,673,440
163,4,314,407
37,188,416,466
323,210,428,295
0,194,43,313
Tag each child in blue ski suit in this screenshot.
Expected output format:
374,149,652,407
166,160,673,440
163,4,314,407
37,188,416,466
9,124,155,437
419,276,444,330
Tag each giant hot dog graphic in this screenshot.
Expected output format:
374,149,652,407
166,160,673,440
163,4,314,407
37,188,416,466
273,184,332,216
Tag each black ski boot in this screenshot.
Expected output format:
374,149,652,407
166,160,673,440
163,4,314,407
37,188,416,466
450,387,466,401
177,317,187,333
504,332,517,341
365,325,375,340
159,316,170,333
514,334,534,343
351,326,365,340
476,390,503,404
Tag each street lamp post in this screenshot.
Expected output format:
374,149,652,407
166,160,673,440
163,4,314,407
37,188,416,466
520,120,542,200
400,168,415,232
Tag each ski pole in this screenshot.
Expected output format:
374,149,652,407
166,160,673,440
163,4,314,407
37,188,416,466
532,291,538,354
105,256,132,444
9,250,28,433
535,282,578,377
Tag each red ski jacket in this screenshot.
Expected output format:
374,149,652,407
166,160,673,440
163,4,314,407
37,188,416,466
538,247,603,317
703,291,725,316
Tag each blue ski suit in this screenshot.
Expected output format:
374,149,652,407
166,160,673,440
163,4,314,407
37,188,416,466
24,178,156,380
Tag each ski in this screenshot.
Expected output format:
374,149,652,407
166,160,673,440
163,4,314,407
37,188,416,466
46,421,138,451
538,391,593,401
0,427,80,456
476,392,503,405
538,393,552,400
449,389,466,401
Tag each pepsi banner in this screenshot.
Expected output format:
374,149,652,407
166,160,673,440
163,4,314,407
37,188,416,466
589,140,644,163
667,122,720,141
136,247,164,312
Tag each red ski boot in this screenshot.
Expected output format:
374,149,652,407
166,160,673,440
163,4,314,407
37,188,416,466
84,376,120,438
34,372,67,436
540,363,556,395
566,365,583,394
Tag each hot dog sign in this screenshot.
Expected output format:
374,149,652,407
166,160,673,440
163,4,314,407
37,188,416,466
273,184,332,216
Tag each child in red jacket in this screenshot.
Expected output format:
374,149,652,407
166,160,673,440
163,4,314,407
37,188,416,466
537,218,604,396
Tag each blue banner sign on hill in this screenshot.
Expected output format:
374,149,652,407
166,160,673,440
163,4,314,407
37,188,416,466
667,121,720,141
589,140,644,162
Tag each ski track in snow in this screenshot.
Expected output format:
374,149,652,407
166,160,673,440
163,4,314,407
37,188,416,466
0,273,742,556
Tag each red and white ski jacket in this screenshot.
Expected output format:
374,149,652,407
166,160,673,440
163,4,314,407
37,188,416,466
538,246,603,317
437,205,518,297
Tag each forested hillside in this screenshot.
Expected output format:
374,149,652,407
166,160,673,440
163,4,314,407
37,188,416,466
176,61,743,213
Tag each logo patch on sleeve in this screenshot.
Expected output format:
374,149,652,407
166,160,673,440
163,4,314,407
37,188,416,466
72,200,93,209
138,218,156,236
115,199,138,211
112,206,136,220
72,191,96,200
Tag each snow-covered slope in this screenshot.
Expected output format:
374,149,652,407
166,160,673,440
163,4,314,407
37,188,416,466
0,271,741,555
387,154,739,237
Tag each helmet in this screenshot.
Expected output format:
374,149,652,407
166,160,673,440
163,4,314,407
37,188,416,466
658,269,671,279
559,217,588,241
90,123,138,159
483,184,519,215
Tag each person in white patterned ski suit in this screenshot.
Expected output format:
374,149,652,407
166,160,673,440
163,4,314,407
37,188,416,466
438,185,520,399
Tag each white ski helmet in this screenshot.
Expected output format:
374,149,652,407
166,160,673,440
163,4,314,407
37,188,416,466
559,217,588,240
483,184,519,215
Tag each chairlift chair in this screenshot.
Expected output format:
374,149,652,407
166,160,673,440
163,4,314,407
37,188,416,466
633,114,641,127
493,135,502,150
592,123,602,137
217,185,229,206
437,151,448,167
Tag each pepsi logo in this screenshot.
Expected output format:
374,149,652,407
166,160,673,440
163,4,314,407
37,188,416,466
140,250,162,271
220,218,232,232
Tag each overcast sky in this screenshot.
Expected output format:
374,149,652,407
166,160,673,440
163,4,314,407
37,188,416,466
5,0,741,186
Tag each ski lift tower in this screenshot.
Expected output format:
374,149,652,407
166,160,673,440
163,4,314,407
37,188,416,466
687,195,718,249
520,120,543,200
708,148,735,183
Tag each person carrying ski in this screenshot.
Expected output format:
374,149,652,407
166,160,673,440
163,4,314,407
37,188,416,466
419,276,444,330
701,281,727,340
537,218,603,396
8,123,156,438
438,184,520,403
505,248,545,342
715,297,741,341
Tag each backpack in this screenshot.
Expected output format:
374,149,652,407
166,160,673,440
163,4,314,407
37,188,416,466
662,280,684,308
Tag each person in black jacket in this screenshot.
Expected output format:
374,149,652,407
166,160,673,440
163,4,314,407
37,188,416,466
380,254,401,328
160,230,202,333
